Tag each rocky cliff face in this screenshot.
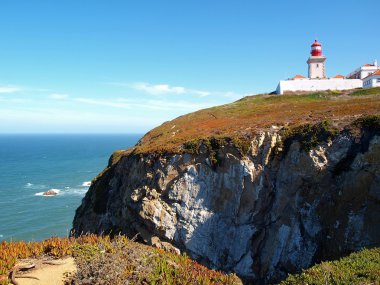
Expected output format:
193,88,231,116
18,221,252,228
72,126,380,284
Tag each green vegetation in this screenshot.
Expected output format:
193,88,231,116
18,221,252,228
133,89,380,154
279,120,339,152
281,247,380,285
108,150,128,166
89,149,133,214
348,87,380,96
0,235,241,285
353,114,380,131
183,136,251,167
91,167,112,214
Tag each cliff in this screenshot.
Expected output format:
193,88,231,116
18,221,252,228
72,89,380,284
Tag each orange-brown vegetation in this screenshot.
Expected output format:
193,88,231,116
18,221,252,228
0,235,101,284
133,88,380,154
0,235,241,285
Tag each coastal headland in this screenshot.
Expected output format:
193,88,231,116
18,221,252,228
2,88,380,284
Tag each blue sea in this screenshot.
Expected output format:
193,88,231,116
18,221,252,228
0,134,141,242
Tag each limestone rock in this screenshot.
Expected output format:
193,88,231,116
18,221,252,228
72,130,380,284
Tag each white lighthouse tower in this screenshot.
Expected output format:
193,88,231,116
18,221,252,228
307,40,326,79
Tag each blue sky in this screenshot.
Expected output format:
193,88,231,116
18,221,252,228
0,1,379,133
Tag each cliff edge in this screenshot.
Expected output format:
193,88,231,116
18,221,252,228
72,89,380,284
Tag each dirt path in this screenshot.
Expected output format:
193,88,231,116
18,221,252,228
13,257,76,285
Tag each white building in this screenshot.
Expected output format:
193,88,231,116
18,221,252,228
347,60,378,79
363,69,380,88
276,40,363,95
276,77,362,95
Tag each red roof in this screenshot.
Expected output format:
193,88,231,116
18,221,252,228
363,64,374,67
292,74,306,79
311,40,321,47
333,74,345,79
363,69,380,79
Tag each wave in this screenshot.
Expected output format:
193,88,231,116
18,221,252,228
82,181,92,187
66,188,88,196
25,183,46,190
59,187,88,196
34,186,88,197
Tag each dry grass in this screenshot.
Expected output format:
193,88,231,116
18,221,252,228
0,235,103,284
132,88,380,154
0,235,241,285
68,236,241,285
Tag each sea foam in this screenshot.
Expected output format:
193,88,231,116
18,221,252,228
82,181,91,187
67,188,88,196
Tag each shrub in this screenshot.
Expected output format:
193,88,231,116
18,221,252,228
280,120,339,153
0,235,241,285
353,114,380,131
280,247,380,285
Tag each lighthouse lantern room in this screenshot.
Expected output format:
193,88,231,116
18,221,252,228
307,40,326,79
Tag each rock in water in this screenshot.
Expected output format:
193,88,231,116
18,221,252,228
42,189,59,196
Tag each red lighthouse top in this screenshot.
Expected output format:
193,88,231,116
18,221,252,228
311,39,322,56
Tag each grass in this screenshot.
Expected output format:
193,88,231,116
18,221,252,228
0,235,241,285
128,89,380,154
0,235,103,284
348,86,380,96
280,247,380,285
2,236,378,284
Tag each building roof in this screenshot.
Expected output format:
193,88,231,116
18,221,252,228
333,74,345,79
292,74,306,80
363,64,375,67
363,69,380,79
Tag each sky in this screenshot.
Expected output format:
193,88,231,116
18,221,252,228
0,0,379,134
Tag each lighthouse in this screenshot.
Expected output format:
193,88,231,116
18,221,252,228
307,40,326,79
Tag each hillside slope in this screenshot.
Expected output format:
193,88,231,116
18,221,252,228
0,235,241,285
134,88,380,153
72,88,380,284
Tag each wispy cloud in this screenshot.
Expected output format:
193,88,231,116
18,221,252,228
141,99,212,110
73,98,131,109
0,107,158,133
108,82,211,97
73,97,208,111
49,93,69,100
132,82,186,95
0,96,30,104
106,81,246,99
0,85,22,94
47,90,211,111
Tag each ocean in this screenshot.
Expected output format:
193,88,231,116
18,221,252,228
0,134,141,242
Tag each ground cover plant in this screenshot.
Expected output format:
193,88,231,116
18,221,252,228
131,89,380,154
280,247,380,285
0,235,241,285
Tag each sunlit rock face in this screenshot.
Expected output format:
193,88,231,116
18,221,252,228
72,131,380,284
